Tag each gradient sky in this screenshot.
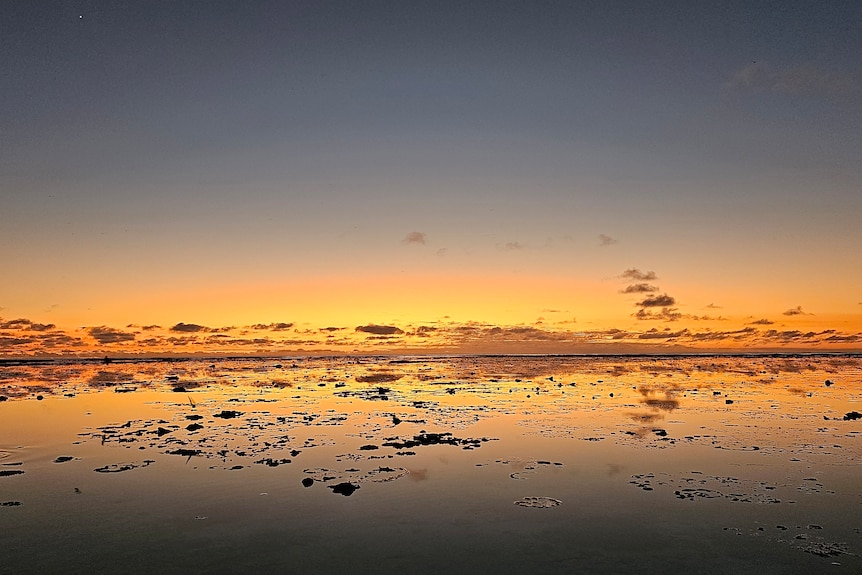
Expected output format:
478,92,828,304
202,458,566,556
2,1,861,356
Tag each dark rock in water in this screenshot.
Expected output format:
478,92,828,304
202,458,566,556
1,501,22,506
359,444,379,451
186,423,204,432
53,456,74,463
167,449,201,457
392,415,402,425
0,396,8,401
329,482,359,496
229,465,244,470
843,411,862,421
94,463,137,473
825,380,834,387
36,395,44,401
166,375,180,382
302,477,314,487
0,470,24,477
255,458,291,467
653,429,668,437
156,427,173,436
186,414,203,420
213,410,242,419
171,386,187,393
725,399,734,404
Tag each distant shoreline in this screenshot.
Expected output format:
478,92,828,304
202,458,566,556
2,351,861,366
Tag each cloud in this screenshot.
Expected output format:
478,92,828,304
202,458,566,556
637,294,676,308
726,61,860,96
782,306,809,316
621,268,657,281
705,303,722,309
320,326,344,332
87,326,136,344
598,234,618,247
169,322,233,333
402,232,426,245
503,242,523,251
635,308,682,322
748,319,774,325
355,324,404,336
621,283,658,294
170,323,209,332
249,322,294,331
0,318,56,331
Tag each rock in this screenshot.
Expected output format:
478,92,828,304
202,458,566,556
213,410,242,419
171,386,187,392
302,477,314,487
329,482,359,496
186,423,204,432
359,444,379,451
0,396,7,401
36,395,44,401
53,456,74,463
1,501,22,506
843,411,862,421
725,399,734,404
156,427,173,436
825,380,834,386
167,449,201,457
186,414,203,420
0,470,24,477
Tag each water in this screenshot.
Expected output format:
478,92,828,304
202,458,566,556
2,355,861,573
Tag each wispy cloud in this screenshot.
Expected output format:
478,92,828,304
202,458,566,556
726,61,860,96
782,306,810,316
249,322,294,331
402,231,426,245
621,283,658,294
598,234,618,247
502,242,523,251
748,319,774,325
621,268,658,281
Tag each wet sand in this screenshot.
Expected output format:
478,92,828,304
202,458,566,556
2,355,861,573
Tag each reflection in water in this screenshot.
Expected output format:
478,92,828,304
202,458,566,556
1,355,861,573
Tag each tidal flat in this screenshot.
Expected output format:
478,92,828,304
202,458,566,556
1,355,861,574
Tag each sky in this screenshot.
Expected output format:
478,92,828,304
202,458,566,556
2,0,861,356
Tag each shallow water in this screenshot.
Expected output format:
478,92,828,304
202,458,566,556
2,355,861,574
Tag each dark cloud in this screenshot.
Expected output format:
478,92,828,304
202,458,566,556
169,323,232,333
249,322,294,331
355,324,404,336
402,231,426,245
782,306,808,316
638,328,690,340
319,326,344,332
87,326,136,344
748,319,774,325
637,294,676,308
705,303,722,309
621,268,657,281
0,318,54,331
171,323,208,333
621,283,658,294
598,234,618,246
